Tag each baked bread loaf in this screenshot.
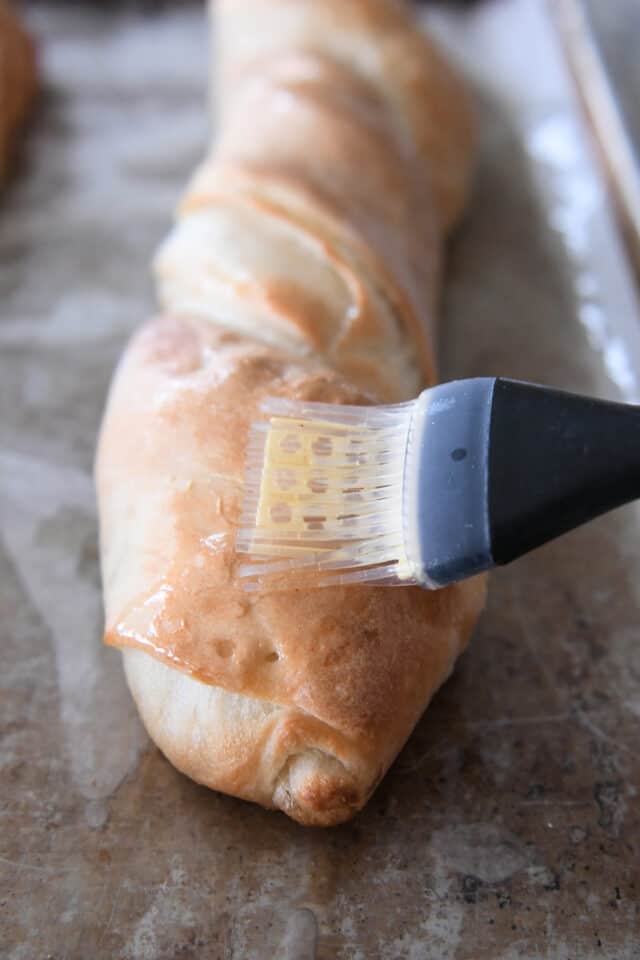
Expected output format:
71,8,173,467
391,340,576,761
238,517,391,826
97,0,486,826
0,0,36,181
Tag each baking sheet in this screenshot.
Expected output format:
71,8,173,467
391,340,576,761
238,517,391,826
1,1,639,957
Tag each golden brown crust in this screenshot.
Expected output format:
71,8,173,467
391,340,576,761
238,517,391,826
215,0,474,230
99,319,486,825
156,168,434,399
97,0,483,825
122,649,370,826
0,1,36,182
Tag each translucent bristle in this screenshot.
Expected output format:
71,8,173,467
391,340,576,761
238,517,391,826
235,395,419,590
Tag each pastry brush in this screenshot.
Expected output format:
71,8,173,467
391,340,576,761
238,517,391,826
235,378,640,590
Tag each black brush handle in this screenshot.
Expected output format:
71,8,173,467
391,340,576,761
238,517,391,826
488,378,640,564
417,378,494,587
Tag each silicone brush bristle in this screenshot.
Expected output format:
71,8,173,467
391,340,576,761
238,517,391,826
236,396,419,590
